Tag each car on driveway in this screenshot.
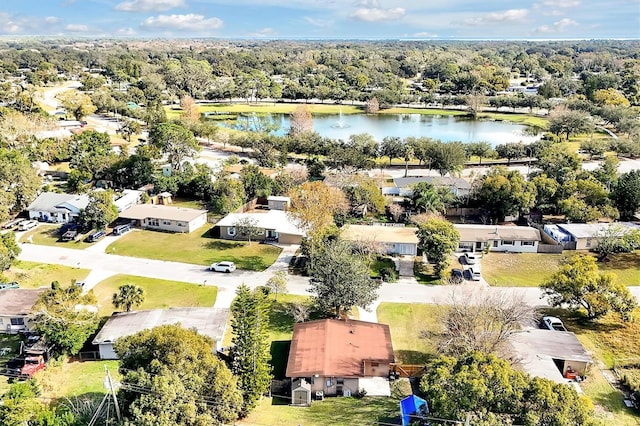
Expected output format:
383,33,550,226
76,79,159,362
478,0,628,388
463,252,481,265
540,316,567,331
210,261,236,273
86,230,106,242
17,220,38,231
450,268,464,284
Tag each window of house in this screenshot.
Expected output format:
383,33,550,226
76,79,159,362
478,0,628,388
162,220,171,225
493,240,498,247
148,218,159,227
502,240,514,245
10,318,24,326
523,241,534,246
228,227,236,236
337,378,344,385
178,222,184,227
371,362,379,367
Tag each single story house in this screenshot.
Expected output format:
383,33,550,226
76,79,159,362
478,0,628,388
510,329,593,388
341,224,419,256
26,192,90,223
382,176,471,197
286,319,395,403
0,289,46,334
118,204,207,233
547,222,640,250
92,307,229,359
455,224,541,253
114,189,143,213
214,210,305,244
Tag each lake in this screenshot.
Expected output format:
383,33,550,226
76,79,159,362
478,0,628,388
227,113,540,145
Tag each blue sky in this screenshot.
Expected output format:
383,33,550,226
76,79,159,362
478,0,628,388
0,0,638,39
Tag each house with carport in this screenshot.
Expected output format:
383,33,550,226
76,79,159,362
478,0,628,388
341,224,419,256
25,192,90,223
286,319,395,405
455,224,541,253
118,204,207,233
92,307,229,359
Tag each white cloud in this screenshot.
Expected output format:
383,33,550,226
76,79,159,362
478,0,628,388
539,0,580,7
413,31,438,37
65,24,90,32
115,0,186,12
116,27,137,36
463,9,529,26
246,27,276,37
44,16,61,24
349,7,405,22
140,14,224,32
536,18,579,33
304,16,333,27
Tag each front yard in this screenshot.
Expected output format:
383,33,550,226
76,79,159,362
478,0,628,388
106,225,282,271
19,224,94,250
2,261,89,289
91,274,218,317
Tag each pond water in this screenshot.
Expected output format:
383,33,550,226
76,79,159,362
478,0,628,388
226,112,539,145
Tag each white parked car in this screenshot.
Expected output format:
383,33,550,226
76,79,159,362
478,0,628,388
541,316,567,332
17,220,39,231
464,252,481,265
210,261,236,273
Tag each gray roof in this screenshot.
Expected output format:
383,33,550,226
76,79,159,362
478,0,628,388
557,222,640,239
511,329,593,364
393,176,471,190
455,224,541,242
92,307,229,345
26,192,90,213
0,289,46,316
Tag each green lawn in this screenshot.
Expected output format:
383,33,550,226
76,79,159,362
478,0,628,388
37,360,121,400
240,381,412,426
371,257,397,280
541,307,640,425
477,112,548,127
170,197,208,210
166,103,363,119
482,251,640,287
377,303,442,364
381,107,466,116
481,252,567,287
106,225,282,271
91,274,217,317
3,261,90,289
19,224,94,250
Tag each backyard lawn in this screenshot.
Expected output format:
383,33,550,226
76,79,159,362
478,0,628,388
482,251,640,287
3,261,90,288
106,225,282,271
19,224,94,250
37,360,121,400
377,303,442,364
91,274,218,317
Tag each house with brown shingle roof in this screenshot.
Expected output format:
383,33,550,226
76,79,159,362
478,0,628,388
286,319,395,401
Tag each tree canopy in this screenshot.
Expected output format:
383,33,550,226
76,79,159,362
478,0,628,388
416,217,460,277
474,167,536,222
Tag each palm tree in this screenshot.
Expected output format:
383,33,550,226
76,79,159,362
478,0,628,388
411,182,446,214
112,284,145,312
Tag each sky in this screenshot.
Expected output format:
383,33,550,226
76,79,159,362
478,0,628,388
0,0,638,39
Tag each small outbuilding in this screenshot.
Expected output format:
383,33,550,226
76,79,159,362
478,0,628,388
267,196,291,211
291,378,312,406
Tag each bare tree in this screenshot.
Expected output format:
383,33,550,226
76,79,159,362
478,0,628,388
266,270,288,301
288,105,313,136
349,238,385,267
429,288,535,356
388,203,403,223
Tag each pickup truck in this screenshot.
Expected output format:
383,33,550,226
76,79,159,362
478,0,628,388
6,355,46,380
60,230,79,242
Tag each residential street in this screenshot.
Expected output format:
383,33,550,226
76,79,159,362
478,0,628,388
19,241,640,312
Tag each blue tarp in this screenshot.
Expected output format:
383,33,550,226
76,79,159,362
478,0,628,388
400,394,428,426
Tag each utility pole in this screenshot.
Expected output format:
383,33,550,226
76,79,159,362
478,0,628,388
88,365,121,426
106,365,122,422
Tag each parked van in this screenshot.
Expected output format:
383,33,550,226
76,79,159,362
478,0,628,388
17,220,38,231
469,266,482,281
112,224,131,235
2,218,25,229
86,230,106,242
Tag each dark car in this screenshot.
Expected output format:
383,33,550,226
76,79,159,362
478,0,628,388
60,230,78,242
450,268,464,284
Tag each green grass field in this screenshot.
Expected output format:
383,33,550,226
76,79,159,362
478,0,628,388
3,261,90,289
91,274,217,317
19,224,94,250
166,103,363,120
377,303,442,364
106,225,281,271
37,360,121,400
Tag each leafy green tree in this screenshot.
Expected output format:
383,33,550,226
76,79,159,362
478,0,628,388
342,175,386,216
612,170,640,220
115,324,243,425
531,174,560,209
110,154,154,190
78,190,119,231
240,164,273,199
69,130,117,181
410,182,449,215
0,380,75,426
465,141,496,165
495,142,526,165
266,270,288,301
474,167,536,222
30,282,99,355
542,255,637,321
230,285,272,414
420,352,597,425
117,118,142,142
430,142,466,177
536,144,582,185
112,284,145,312
149,122,200,172
0,232,20,271
548,108,594,140
57,90,96,120
380,136,404,165
309,239,381,318
0,149,41,223
211,174,246,214
416,217,460,277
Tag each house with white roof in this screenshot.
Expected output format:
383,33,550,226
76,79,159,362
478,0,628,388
26,192,90,223
546,222,640,250
119,204,207,233
455,224,541,253
214,209,305,244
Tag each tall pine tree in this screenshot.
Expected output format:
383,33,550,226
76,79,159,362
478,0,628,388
229,285,272,414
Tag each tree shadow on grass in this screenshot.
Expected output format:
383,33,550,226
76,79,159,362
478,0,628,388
394,350,435,365
203,239,246,250
270,341,291,380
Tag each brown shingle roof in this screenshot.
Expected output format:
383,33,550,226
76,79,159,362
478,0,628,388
341,225,419,245
286,319,394,378
455,224,541,242
0,289,46,316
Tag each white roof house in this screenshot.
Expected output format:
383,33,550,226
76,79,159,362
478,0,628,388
119,204,208,233
92,307,229,359
554,222,640,250
215,209,305,244
26,192,90,223
455,224,541,253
